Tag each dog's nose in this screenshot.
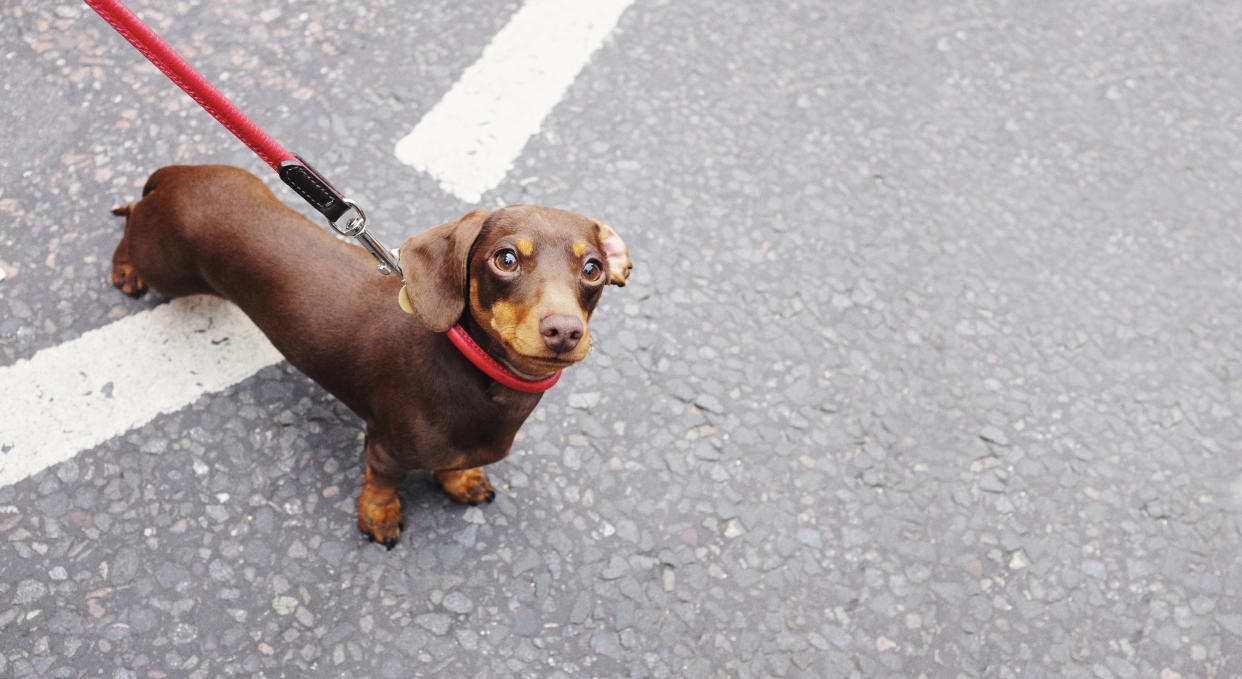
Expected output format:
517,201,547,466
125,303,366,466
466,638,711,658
540,314,583,353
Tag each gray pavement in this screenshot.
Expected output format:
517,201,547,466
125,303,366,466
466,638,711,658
4,0,1242,677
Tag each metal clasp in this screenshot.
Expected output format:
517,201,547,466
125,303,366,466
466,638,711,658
329,198,403,278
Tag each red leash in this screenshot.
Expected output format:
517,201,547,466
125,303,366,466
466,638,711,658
82,0,292,171
83,0,401,277
85,0,562,393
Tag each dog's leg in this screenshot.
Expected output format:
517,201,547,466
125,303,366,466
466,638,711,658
358,454,405,549
435,468,496,506
110,206,148,298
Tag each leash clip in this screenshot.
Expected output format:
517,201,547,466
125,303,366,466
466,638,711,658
330,199,403,278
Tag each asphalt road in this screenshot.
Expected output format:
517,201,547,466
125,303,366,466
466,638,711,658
4,1,1242,677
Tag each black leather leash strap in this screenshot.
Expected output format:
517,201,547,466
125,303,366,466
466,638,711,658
279,156,350,223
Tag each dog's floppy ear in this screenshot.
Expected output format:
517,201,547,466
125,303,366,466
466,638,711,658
594,220,632,286
397,208,490,332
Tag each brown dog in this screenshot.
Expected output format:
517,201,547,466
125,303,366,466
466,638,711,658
110,165,631,547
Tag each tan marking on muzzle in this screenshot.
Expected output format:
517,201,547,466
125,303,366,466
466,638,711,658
470,280,530,352
537,284,591,359
489,300,531,351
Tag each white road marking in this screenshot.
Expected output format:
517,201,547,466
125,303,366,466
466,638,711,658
0,296,281,488
394,0,635,203
1,0,633,489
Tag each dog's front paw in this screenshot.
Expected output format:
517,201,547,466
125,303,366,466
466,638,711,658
358,486,403,549
435,468,496,506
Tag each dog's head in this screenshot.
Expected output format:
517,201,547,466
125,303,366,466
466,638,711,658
397,206,631,377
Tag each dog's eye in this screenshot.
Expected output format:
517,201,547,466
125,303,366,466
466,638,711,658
493,250,519,272
582,260,604,282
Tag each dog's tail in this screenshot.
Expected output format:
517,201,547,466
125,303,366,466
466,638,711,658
112,171,164,217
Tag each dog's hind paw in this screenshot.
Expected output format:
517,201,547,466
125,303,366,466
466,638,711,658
111,262,148,298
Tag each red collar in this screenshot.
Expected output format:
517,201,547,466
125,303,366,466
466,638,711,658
446,325,561,393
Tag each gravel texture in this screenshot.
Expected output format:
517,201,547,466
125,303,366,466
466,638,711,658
4,0,1242,677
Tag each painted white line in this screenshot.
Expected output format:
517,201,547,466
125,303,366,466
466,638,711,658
1,4,635,489
0,296,281,488
394,0,635,203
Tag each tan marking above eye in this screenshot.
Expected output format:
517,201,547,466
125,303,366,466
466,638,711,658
515,238,534,257
572,242,589,258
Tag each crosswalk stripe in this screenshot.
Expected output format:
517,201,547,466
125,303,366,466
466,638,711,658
0,296,282,488
394,0,636,203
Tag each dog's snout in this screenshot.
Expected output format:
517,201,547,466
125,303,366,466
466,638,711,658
540,314,583,353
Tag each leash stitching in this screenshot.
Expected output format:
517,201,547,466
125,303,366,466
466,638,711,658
87,0,288,170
